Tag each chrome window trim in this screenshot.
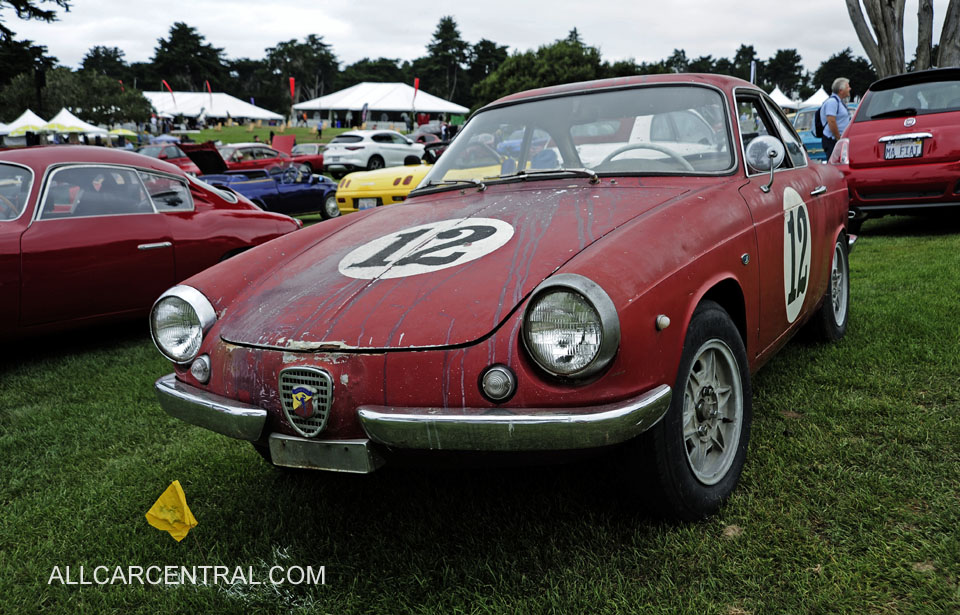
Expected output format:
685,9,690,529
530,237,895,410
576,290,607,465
0,161,36,224
138,168,195,212
34,163,188,221
733,86,810,178
522,273,621,379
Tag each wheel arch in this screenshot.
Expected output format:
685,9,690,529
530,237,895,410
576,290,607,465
697,277,748,352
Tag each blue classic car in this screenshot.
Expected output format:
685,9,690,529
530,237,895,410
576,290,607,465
791,102,859,161
182,143,340,219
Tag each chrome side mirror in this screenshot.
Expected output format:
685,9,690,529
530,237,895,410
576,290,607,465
745,135,786,193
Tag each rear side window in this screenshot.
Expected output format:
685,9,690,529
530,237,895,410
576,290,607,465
330,135,363,144
140,171,194,212
0,163,33,221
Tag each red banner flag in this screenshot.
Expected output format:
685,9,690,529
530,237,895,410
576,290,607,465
289,77,296,101
118,79,124,92
413,77,420,101
205,80,212,94
161,79,175,105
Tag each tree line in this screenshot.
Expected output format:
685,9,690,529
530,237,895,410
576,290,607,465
0,14,887,126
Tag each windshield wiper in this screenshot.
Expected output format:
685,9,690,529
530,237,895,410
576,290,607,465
487,167,600,184
414,178,486,193
870,107,918,119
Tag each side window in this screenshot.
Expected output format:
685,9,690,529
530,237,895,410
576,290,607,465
391,134,409,145
259,148,279,160
764,102,807,168
140,171,193,212
163,146,178,158
40,166,150,219
372,134,392,144
736,97,776,175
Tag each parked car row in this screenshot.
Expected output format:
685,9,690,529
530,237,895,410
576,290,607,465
10,67,957,520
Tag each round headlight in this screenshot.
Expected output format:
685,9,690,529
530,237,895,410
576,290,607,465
150,286,217,364
522,274,620,378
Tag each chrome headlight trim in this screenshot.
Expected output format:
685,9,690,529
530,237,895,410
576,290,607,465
150,285,217,364
521,273,620,379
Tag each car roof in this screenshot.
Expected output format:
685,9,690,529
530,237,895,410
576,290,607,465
868,67,960,92
0,145,187,176
220,142,272,148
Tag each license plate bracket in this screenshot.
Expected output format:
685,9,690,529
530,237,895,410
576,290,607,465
357,198,378,210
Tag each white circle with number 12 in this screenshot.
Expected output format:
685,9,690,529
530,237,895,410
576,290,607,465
782,187,812,323
338,217,515,280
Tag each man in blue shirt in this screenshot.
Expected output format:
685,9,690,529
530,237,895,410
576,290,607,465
821,77,852,159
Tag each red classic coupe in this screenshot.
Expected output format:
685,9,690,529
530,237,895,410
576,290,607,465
151,74,851,519
829,67,960,232
217,143,324,175
0,146,301,338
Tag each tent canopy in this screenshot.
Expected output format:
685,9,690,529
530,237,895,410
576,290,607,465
802,88,829,107
1,109,47,136
43,108,107,134
769,86,802,110
143,91,284,121
294,82,469,115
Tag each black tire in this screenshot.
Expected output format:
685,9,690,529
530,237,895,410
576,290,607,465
321,193,340,220
808,234,849,342
629,300,752,520
367,155,384,171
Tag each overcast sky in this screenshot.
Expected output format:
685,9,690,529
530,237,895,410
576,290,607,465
1,0,952,87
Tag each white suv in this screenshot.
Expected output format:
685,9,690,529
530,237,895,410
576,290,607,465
323,130,425,178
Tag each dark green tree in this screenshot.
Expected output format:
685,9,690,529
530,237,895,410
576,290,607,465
337,57,407,90
151,22,228,91
763,49,805,95
687,55,716,73
424,16,469,102
225,57,277,112
81,45,128,80
732,45,760,81
265,34,338,104
0,34,54,93
467,39,508,87
0,0,70,39
665,49,688,73
472,30,606,108
0,66,152,124
813,48,877,97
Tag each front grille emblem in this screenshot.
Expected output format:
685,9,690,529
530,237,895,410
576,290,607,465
279,367,333,437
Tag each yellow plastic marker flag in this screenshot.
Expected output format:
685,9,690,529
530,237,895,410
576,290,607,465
145,480,198,542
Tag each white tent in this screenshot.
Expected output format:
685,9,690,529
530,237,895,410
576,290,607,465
769,86,801,110
1,109,47,137
802,88,829,107
294,82,469,115
43,108,107,135
143,91,284,121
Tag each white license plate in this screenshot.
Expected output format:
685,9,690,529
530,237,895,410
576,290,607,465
327,156,339,162
357,198,377,210
884,139,923,159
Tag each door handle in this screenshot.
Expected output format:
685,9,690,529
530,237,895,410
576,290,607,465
138,242,172,251
810,186,827,197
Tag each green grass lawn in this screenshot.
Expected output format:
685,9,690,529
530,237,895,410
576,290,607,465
1,216,958,614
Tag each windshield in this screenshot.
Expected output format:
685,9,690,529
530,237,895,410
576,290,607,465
857,77,960,121
421,85,733,188
793,109,816,132
292,144,316,155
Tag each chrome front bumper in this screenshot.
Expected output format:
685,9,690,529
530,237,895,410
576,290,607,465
155,373,672,468
358,385,672,452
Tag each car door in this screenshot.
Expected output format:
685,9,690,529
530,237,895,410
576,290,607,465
734,91,826,357
19,165,176,327
0,162,34,334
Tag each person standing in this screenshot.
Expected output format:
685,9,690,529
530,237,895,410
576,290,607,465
821,77,852,159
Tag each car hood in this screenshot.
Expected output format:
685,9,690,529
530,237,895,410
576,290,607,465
218,180,693,351
182,143,229,175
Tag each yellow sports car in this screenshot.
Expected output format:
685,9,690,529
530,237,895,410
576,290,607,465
334,156,502,215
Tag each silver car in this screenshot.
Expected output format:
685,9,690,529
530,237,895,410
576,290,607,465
323,130,425,178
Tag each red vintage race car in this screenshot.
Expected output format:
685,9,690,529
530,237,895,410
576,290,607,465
0,146,300,339
151,74,851,519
